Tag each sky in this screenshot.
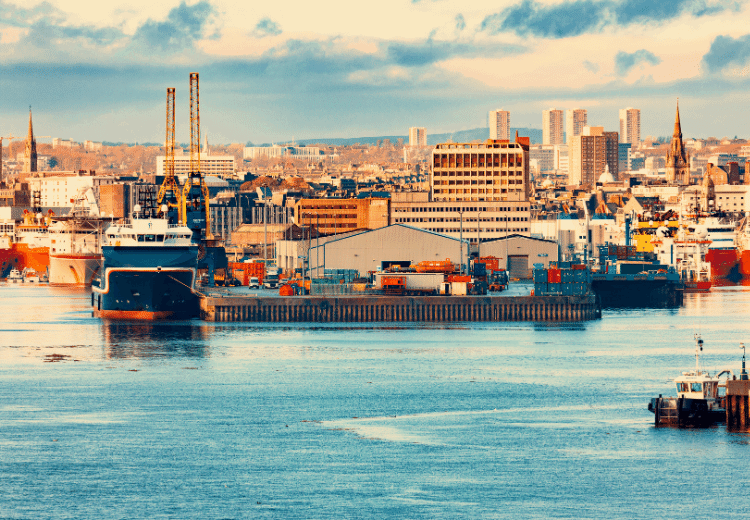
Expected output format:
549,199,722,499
1,0,750,145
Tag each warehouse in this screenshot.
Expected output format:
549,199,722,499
479,235,558,279
307,224,470,277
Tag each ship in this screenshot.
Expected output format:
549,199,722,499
648,335,733,427
13,209,52,275
91,205,200,320
736,217,750,278
650,226,712,293
48,188,110,286
685,217,738,279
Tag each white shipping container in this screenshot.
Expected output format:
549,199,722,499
375,272,444,291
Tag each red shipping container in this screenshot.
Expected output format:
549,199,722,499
547,268,561,283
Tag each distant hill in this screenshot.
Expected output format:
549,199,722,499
272,127,543,148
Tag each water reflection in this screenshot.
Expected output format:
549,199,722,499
101,321,209,359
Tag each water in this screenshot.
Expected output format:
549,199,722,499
2,284,750,518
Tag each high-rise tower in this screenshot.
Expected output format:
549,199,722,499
489,110,510,140
566,109,587,145
619,107,641,147
22,107,37,179
665,100,690,185
542,108,564,145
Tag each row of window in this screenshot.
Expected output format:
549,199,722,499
393,206,527,213
434,179,524,186
432,171,523,177
422,227,529,234
395,216,528,223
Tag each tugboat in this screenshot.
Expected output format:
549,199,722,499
7,268,23,283
648,335,733,427
91,204,200,320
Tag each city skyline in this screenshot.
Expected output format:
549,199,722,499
1,0,750,144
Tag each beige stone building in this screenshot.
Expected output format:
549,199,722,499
430,137,530,202
294,197,390,235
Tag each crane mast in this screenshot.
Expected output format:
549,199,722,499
181,72,212,239
157,87,183,223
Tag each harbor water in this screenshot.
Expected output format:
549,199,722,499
2,283,750,518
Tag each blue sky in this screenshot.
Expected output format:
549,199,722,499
1,0,749,144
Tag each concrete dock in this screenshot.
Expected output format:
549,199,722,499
199,294,601,323
726,379,750,429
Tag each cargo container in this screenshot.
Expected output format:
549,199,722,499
374,272,443,295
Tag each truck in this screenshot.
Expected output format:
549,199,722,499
263,265,281,289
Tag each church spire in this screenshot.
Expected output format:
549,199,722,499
673,99,682,139
23,106,38,177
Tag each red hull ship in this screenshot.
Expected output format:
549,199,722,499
705,248,738,279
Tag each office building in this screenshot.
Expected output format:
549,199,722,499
489,110,511,141
542,109,564,145
566,109,587,145
568,126,619,186
409,127,427,147
431,137,530,202
619,107,641,147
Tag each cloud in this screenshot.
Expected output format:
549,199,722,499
480,0,606,38
613,0,736,25
702,34,750,73
480,0,737,39
455,14,466,32
614,49,661,75
252,18,282,38
583,60,600,73
133,1,217,51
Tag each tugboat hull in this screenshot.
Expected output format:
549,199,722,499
649,396,725,427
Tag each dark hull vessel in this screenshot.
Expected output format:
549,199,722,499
92,232,200,320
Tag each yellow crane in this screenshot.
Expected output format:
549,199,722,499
156,87,183,223
181,72,212,239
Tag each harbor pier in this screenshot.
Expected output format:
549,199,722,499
726,380,750,429
199,294,601,323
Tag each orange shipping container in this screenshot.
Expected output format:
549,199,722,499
547,269,561,283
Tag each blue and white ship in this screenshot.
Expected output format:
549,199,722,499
92,205,200,320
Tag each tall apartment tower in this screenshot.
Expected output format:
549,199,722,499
619,107,641,147
489,109,511,140
566,109,587,145
431,136,530,202
542,108,564,145
409,127,426,147
568,126,619,186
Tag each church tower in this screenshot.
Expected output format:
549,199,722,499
665,100,689,185
22,107,38,180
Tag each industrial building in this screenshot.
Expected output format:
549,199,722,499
296,224,470,278
479,235,558,279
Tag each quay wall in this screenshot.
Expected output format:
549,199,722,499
199,294,601,323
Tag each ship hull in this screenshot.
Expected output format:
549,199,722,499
14,244,49,274
93,245,200,320
739,249,750,277
706,248,738,279
0,248,20,278
49,254,101,286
